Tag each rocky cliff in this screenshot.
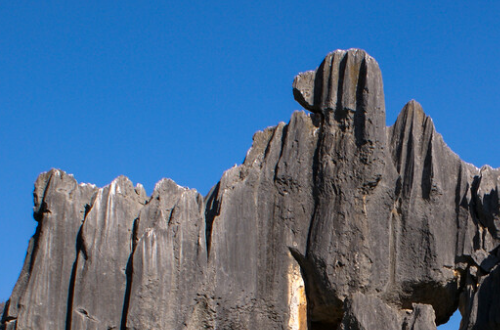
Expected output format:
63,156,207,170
2,49,500,330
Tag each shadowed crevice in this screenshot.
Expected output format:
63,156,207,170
66,202,92,330
333,52,349,127
289,248,343,330
353,57,368,146
66,223,85,330
204,181,221,259
120,217,140,330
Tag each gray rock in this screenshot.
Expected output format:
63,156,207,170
1,170,97,330
402,304,437,330
339,294,437,330
340,293,402,330
385,100,474,323
69,176,145,330
126,181,207,330
203,110,318,329
460,264,500,330
4,49,500,330
296,49,392,327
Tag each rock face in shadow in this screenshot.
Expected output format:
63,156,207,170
2,49,500,330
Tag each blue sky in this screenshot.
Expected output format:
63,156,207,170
2,2,499,328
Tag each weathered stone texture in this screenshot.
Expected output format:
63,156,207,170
2,170,97,330
126,181,207,330
3,49,500,330
70,176,146,330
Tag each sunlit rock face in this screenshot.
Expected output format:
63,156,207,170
2,49,500,330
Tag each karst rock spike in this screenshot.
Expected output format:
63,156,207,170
2,48,500,330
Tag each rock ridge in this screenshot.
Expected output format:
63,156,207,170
2,49,500,330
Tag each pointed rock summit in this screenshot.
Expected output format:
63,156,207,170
3,49,500,330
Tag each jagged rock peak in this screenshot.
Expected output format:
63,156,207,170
293,48,384,118
4,49,500,330
393,99,434,131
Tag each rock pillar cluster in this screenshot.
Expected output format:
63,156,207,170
2,49,500,330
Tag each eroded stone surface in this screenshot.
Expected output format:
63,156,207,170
3,49,500,330
70,176,146,330
126,183,207,330
2,170,97,330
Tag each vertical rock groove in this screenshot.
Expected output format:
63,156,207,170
204,181,220,259
66,223,85,330
120,217,139,330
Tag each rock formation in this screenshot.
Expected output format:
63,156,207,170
2,49,500,330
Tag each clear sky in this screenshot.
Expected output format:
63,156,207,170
1,2,499,328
